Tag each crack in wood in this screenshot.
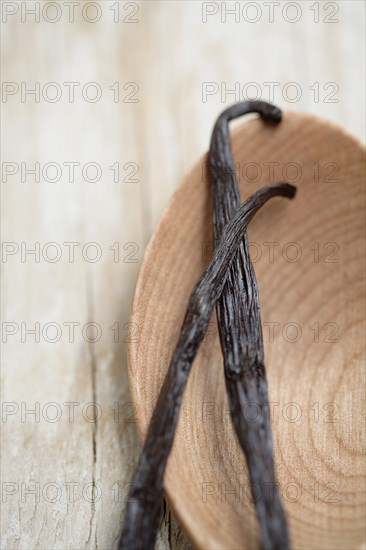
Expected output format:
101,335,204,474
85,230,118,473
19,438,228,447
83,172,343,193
85,272,98,549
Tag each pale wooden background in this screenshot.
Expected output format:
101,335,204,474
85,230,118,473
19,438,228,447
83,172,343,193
1,1,365,549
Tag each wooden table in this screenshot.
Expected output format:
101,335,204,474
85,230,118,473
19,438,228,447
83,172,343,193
1,2,365,548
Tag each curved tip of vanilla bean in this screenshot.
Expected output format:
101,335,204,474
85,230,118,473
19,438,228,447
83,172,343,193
266,104,282,124
270,182,297,199
252,101,282,124
215,99,283,127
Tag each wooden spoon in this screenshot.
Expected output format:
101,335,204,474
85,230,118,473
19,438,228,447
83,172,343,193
128,111,365,550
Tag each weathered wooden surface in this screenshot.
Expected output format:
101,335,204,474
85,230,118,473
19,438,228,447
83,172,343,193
1,2,365,549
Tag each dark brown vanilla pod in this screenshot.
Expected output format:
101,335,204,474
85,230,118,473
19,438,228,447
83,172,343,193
118,183,296,550
209,100,290,550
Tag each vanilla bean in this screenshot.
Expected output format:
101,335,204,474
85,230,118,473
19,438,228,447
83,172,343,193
209,100,290,550
119,183,296,550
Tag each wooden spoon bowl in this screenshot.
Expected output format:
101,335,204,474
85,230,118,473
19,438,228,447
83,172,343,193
128,111,365,549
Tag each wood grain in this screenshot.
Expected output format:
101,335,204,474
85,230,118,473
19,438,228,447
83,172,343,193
129,111,366,549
